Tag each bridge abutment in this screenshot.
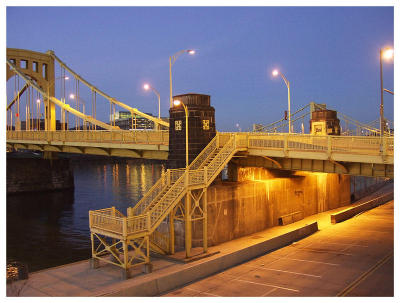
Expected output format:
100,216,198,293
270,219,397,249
181,167,351,249
6,155,74,194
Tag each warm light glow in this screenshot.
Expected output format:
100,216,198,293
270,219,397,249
173,100,181,106
65,76,70,80
36,99,41,103
143,84,150,90
69,94,75,99
188,49,195,55
272,70,279,76
382,48,394,60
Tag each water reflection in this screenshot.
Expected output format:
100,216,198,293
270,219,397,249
7,157,165,272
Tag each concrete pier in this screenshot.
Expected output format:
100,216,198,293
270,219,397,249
6,156,74,194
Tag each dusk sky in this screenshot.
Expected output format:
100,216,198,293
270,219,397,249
6,6,394,131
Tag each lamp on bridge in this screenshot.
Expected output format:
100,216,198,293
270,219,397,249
69,94,86,130
169,49,196,108
143,83,161,129
36,99,41,131
379,47,394,137
272,69,292,134
173,99,189,168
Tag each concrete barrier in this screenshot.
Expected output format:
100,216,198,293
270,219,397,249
102,221,318,297
331,192,394,224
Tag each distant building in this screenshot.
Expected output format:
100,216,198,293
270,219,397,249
110,111,157,130
20,119,66,130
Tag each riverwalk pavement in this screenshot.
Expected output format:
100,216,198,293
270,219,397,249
7,183,394,297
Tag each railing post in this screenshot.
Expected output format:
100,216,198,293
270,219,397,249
122,217,127,238
203,188,208,253
147,212,151,232
167,170,171,186
327,136,332,159
283,134,288,156
204,167,208,185
88,210,93,228
382,137,388,158
216,133,220,148
185,169,189,187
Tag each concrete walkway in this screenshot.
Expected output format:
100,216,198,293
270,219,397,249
7,183,393,297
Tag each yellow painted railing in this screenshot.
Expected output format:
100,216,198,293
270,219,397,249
90,133,239,240
240,133,394,157
7,130,169,146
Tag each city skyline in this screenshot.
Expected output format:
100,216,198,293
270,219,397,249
6,6,394,131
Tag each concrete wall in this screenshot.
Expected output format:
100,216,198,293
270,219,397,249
189,168,350,247
350,176,389,201
7,158,74,194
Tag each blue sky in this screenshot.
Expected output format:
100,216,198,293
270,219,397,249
6,6,394,131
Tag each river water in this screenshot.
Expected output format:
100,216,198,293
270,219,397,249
6,156,165,272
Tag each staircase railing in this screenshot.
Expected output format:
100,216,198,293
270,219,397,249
205,135,236,182
132,134,220,216
187,135,218,170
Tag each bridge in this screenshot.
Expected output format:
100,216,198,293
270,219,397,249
6,48,394,279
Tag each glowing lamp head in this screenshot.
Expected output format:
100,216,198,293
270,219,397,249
143,84,150,90
64,76,70,80
382,48,394,60
187,49,195,55
36,99,41,103
173,100,182,106
69,94,75,99
272,70,279,77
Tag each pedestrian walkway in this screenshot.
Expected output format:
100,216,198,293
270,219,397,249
165,185,394,297
7,183,393,297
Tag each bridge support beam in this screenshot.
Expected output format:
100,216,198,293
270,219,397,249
169,208,176,255
185,192,192,258
45,99,56,131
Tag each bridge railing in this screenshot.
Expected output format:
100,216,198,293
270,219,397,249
7,130,169,146
244,133,393,156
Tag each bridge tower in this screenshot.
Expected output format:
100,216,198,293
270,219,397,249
6,48,56,131
168,93,216,168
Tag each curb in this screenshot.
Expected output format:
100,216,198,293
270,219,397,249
331,192,394,224
102,221,318,296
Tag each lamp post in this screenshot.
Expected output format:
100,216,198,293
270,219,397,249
69,94,86,130
36,99,41,130
272,69,291,133
46,76,69,130
169,49,195,108
379,47,394,136
143,83,161,129
173,99,189,168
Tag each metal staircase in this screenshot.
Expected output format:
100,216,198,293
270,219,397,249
89,133,245,277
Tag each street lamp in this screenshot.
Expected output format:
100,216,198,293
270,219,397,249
143,83,161,129
69,94,87,130
169,49,196,108
272,69,291,133
379,47,394,136
36,99,41,130
173,99,189,168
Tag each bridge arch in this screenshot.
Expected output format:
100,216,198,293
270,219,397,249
7,48,56,130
